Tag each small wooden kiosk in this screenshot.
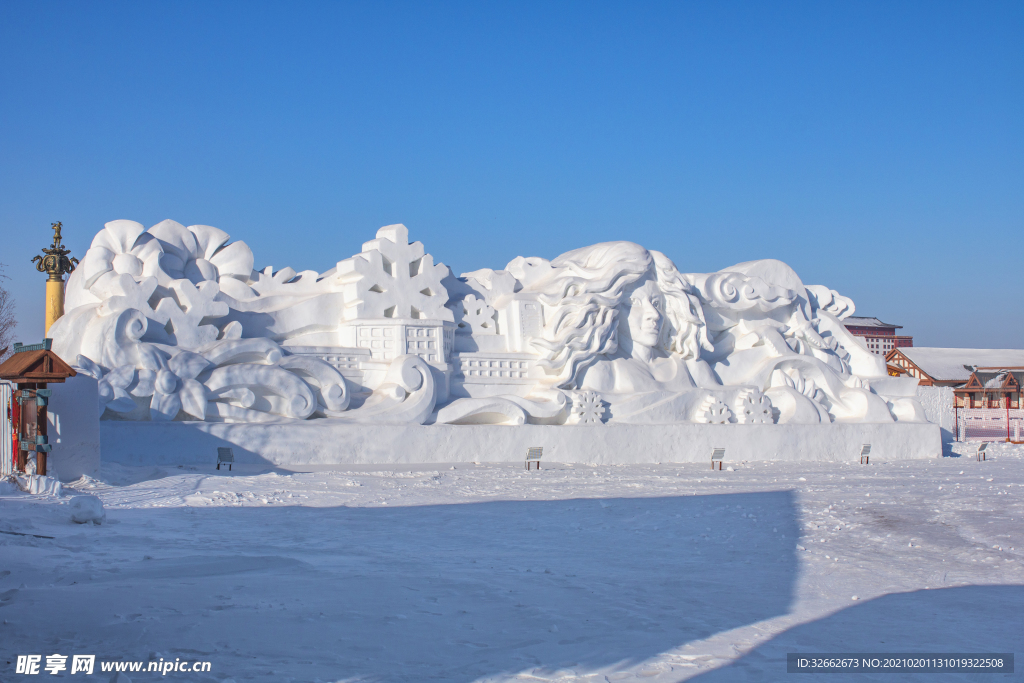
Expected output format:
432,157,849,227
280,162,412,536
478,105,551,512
0,340,76,476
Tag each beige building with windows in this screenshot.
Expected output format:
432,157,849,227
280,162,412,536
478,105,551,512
842,316,913,356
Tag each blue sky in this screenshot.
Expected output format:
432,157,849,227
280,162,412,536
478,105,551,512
2,1,1021,348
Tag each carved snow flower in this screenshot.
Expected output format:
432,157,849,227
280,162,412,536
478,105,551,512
148,351,211,421
69,220,164,309
147,220,255,299
74,356,138,414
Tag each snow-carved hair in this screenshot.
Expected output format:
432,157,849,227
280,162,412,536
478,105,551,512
521,241,709,389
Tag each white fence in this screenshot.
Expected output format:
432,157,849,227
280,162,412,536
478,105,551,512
956,407,1024,442
1,381,12,476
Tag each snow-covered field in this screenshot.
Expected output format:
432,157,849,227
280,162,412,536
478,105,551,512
2,442,1022,682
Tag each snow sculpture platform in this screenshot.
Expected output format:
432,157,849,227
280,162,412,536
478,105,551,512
50,218,942,467
101,421,940,467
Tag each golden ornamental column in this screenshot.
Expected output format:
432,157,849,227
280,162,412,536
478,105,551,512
32,222,79,336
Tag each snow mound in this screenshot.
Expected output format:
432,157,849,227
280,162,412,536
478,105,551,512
69,495,106,525
19,475,62,496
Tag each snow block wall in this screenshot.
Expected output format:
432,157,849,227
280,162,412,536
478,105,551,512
100,420,941,467
917,385,954,445
47,374,101,481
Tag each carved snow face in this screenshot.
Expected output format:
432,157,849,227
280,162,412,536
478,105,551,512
624,280,664,350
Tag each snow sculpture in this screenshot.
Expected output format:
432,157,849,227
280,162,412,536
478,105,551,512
50,219,926,427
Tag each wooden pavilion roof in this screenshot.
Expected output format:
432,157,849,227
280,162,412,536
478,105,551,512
0,340,77,384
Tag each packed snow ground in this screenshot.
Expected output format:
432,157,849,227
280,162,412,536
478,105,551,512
2,442,1022,682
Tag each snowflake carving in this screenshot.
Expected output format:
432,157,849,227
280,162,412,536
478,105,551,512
336,224,453,321
458,295,497,335
735,389,774,424
153,280,229,350
97,274,170,325
697,395,733,424
570,391,606,425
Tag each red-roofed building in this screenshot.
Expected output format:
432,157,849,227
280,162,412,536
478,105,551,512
842,316,913,357
885,347,1024,409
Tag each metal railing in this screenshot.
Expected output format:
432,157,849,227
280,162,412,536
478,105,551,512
1,381,12,476
955,407,1024,443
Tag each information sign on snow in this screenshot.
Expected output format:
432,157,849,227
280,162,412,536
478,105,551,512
711,447,726,470
525,446,543,471
217,447,234,471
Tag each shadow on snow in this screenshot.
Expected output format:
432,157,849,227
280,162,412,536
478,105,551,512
688,584,1024,682
8,491,800,681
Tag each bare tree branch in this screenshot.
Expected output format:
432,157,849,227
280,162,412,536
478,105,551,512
0,264,17,364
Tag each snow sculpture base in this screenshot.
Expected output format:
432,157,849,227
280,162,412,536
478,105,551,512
100,421,940,467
